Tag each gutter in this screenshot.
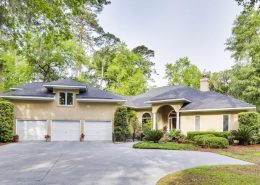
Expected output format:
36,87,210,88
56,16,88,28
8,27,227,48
43,85,87,90
77,98,126,103
179,107,257,113
145,98,191,104
0,96,54,101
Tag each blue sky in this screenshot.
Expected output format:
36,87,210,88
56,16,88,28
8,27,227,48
98,0,242,86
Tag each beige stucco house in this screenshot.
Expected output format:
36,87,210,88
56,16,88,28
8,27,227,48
1,78,256,141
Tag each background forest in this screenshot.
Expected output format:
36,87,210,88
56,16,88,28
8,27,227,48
0,0,259,110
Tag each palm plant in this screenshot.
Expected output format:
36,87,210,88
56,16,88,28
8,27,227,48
231,126,255,145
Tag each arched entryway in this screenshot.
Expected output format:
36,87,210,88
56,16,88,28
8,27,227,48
156,105,175,131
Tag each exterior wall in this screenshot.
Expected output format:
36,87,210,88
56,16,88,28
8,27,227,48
11,89,122,136
180,111,241,135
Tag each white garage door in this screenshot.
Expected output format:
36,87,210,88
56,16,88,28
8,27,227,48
84,121,112,141
16,120,47,141
52,120,80,141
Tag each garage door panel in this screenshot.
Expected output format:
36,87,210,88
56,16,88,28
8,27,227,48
16,120,47,141
52,121,80,141
84,121,112,141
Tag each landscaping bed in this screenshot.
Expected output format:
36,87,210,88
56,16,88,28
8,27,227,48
157,165,260,185
133,141,198,150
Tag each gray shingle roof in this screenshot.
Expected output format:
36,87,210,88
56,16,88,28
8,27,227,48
2,82,54,97
1,79,256,111
1,80,125,101
77,86,125,100
43,79,87,88
124,85,255,110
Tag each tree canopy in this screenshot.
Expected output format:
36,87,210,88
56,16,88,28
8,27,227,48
165,57,202,89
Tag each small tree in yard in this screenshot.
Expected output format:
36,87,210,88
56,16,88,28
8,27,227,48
0,101,14,142
128,110,140,142
114,107,130,142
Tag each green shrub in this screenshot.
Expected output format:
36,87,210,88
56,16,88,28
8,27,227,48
0,101,14,142
144,130,163,143
238,112,260,127
231,126,256,145
187,131,230,140
193,134,228,148
114,107,130,142
193,134,215,145
166,129,185,141
206,137,229,148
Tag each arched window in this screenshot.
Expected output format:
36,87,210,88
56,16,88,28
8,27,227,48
142,113,151,124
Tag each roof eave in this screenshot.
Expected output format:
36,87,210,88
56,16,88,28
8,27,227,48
77,98,126,103
180,107,257,113
124,105,152,109
0,96,54,101
43,85,87,90
145,98,191,104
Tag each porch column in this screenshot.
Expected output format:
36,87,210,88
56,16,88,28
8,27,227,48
176,112,180,130
152,112,157,130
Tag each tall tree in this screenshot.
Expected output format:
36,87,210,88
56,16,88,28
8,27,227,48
226,8,260,110
0,0,111,89
235,0,259,8
209,70,232,95
165,57,202,89
105,43,155,96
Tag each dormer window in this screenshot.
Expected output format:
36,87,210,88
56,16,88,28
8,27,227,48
59,92,73,106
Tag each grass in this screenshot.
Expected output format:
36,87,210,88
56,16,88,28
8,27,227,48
157,165,260,185
133,141,198,150
200,144,260,165
0,142,9,147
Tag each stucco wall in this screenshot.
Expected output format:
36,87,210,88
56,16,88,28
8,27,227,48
11,89,121,135
180,111,240,135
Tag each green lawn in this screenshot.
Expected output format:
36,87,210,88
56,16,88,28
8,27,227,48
133,141,198,150
199,145,260,165
217,150,260,165
157,165,260,185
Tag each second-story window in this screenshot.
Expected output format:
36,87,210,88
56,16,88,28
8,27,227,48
59,92,73,106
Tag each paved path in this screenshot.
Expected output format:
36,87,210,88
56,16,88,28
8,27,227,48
0,142,251,185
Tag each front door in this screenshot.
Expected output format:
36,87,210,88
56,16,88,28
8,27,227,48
169,117,177,130
168,110,177,131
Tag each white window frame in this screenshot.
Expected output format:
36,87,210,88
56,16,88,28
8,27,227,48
59,92,74,106
195,116,200,131
223,114,229,132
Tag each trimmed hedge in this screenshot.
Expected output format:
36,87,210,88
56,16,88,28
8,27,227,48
187,131,230,140
238,112,260,127
193,135,228,148
0,101,14,142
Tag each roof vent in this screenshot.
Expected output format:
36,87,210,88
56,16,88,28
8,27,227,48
200,77,209,91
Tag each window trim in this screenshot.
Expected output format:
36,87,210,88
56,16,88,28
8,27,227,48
195,115,200,131
59,92,74,106
223,114,229,132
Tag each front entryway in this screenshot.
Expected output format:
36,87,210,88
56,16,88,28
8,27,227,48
16,120,48,141
84,121,112,141
52,120,80,141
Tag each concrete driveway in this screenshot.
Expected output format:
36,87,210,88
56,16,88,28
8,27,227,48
0,142,251,185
